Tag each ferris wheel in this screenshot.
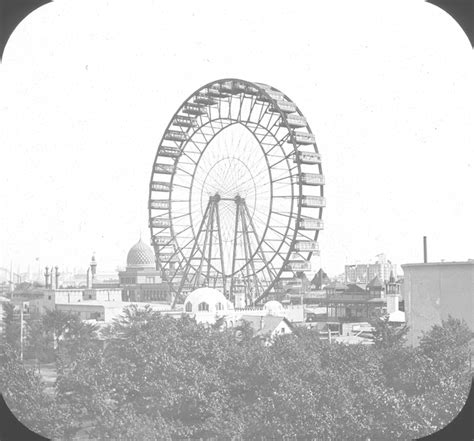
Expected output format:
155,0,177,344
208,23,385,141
148,79,325,307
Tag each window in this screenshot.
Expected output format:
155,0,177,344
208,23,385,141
146,277,155,284
198,302,209,312
216,302,223,311
185,302,192,312
48,295,51,300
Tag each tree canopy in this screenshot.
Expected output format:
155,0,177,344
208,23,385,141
1,305,472,440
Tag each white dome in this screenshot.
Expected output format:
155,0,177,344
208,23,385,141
184,287,234,315
263,300,284,315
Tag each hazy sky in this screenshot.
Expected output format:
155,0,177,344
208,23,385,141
0,0,473,277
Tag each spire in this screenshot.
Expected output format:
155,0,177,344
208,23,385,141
386,271,399,296
389,270,395,284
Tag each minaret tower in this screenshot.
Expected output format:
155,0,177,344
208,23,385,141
86,253,97,289
44,266,50,288
90,253,97,282
54,266,60,289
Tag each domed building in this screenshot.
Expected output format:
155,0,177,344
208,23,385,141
118,238,171,303
126,239,156,269
183,287,236,326
263,300,285,317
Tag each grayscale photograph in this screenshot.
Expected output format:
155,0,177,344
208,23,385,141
0,0,473,440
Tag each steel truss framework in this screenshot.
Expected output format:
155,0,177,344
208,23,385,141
148,79,325,306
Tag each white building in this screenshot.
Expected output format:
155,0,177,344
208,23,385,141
183,287,237,326
345,254,397,283
55,300,176,322
235,302,305,323
182,288,296,343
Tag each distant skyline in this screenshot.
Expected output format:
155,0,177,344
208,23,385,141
1,0,473,276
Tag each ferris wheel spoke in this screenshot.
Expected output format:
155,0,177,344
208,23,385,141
225,96,232,120
194,126,212,145
271,174,297,184
186,137,204,155
217,97,223,121
236,94,246,122
173,183,193,190
180,151,198,166
246,96,259,123
238,145,290,186
271,210,297,219
170,212,191,223
266,223,294,241
265,132,291,156
195,113,209,131
175,166,194,178
268,151,294,170
260,114,283,142
172,225,193,239
252,102,270,129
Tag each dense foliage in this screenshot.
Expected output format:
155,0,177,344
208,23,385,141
1,304,472,440
2,302,21,352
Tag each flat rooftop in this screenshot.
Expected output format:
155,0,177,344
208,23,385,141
402,261,474,268
55,300,177,311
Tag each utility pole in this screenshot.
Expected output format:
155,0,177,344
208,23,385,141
9,261,13,292
19,301,24,362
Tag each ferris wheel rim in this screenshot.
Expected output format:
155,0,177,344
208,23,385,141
148,78,324,304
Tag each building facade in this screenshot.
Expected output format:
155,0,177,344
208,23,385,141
345,254,397,284
24,287,123,315
319,277,386,322
402,261,474,346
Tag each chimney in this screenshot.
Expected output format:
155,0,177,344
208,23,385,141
423,236,428,263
